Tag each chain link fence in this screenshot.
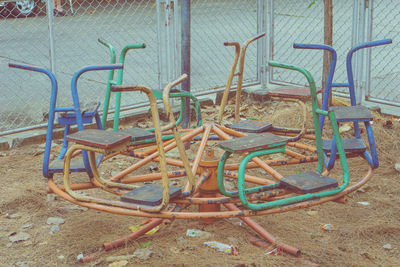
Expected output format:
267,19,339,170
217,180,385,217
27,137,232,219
189,0,260,94
0,0,160,135
1,0,399,136
365,0,400,106
270,0,354,94
0,0,49,134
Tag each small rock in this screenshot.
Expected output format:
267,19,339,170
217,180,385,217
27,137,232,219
57,255,65,260
9,232,31,243
394,163,400,173
6,213,21,219
383,244,393,250
306,210,318,216
133,248,153,260
108,260,128,267
22,224,33,229
15,261,36,267
186,229,212,238
46,217,65,225
357,201,370,206
49,225,60,234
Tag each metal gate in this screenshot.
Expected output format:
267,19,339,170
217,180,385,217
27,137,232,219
268,0,357,94
363,0,400,115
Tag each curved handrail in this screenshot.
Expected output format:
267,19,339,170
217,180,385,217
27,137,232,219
162,74,196,195
98,38,117,128
345,38,392,106
293,43,337,132
70,64,123,176
8,63,58,178
113,43,146,130
235,32,266,122
230,60,350,210
108,83,171,212
218,41,240,124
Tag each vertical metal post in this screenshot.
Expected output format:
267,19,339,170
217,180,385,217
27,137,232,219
46,0,56,73
257,0,267,90
266,0,274,86
181,0,191,128
156,0,163,90
364,0,373,102
355,0,366,104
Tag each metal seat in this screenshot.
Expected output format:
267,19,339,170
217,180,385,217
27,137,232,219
280,172,338,194
293,39,392,170
322,138,366,154
218,132,288,153
328,106,373,122
228,120,273,133
66,129,131,150
120,184,182,206
119,127,156,142
49,158,86,173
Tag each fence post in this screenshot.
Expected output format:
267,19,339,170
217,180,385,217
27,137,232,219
265,0,274,87
156,0,179,88
181,0,191,128
257,0,267,90
46,0,56,73
353,0,367,104
363,0,373,104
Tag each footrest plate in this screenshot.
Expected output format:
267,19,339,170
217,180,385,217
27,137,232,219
280,172,338,194
218,132,287,153
120,184,181,206
49,158,86,173
228,120,272,133
329,106,373,121
322,138,366,154
119,127,156,142
66,129,131,149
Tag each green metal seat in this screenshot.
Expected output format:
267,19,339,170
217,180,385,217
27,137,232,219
217,61,349,210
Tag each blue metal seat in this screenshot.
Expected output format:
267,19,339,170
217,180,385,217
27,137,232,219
9,63,122,178
294,39,392,169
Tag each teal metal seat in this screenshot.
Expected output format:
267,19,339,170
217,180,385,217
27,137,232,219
98,39,202,142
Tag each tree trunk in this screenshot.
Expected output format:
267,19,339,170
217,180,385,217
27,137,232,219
322,0,333,106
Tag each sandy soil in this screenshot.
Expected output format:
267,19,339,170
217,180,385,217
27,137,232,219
0,100,399,267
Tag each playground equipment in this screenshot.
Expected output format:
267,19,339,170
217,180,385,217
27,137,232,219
8,63,122,178
294,38,392,169
219,33,310,142
45,56,374,257
97,38,202,132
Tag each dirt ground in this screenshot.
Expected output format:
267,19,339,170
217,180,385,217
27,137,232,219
0,99,400,267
